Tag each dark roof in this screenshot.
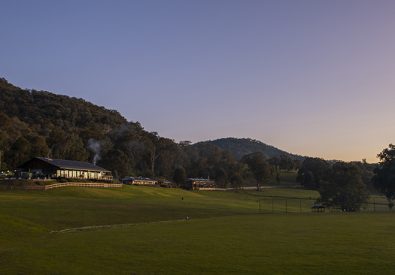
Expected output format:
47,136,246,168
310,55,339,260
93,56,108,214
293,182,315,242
35,157,110,172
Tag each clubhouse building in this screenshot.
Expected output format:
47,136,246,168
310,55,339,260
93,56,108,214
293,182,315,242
18,157,113,181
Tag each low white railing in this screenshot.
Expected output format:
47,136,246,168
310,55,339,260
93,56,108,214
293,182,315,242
21,182,123,190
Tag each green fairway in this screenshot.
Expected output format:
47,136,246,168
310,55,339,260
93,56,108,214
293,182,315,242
0,186,394,274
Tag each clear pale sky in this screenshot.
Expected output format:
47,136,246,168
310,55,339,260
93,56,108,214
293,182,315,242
1,0,394,162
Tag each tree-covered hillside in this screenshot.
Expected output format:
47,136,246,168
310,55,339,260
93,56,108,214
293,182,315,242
0,77,126,168
0,78,194,180
200,137,304,160
0,78,263,186
0,78,381,199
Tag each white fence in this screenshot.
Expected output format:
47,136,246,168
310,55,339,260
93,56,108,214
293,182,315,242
22,182,123,190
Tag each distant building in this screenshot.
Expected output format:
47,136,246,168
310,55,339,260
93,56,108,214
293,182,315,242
158,179,177,188
184,178,216,190
18,157,113,181
121,177,158,186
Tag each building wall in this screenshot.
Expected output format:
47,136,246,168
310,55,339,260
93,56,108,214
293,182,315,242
191,180,216,190
132,179,157,185
56,169,107,180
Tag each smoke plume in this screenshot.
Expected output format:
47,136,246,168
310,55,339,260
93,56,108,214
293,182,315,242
88,138,101,165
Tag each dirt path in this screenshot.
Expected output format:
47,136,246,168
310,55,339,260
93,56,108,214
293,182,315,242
50,218,190,234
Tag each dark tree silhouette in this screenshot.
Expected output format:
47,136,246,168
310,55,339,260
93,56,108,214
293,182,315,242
373,144,395,209
297,157,330,189
173,167,187,186
319,162,368,211
241,152,271,191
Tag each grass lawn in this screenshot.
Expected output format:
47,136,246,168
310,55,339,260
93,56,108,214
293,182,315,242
0,186,393,274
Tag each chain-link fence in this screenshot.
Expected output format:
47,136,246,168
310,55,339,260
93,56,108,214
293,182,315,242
258,196,316,213
257,196,393,213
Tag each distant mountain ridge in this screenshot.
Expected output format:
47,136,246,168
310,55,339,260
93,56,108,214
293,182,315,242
198,138,304,160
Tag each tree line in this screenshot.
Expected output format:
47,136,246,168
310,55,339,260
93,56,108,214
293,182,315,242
2,78,395,211
297,146,395,211
0,78,297,188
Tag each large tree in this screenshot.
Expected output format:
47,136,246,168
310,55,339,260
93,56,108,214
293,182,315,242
173,167,187,186
297,157,330,189
319,162,368,211
373,144,395,208
241,152,271,191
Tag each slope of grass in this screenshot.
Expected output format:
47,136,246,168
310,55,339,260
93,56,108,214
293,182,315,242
0,186,393,274
2,213,395,274
0,186,319,231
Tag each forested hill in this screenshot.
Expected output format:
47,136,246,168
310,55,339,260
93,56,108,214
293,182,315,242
0,78,240,183
0,77,303,186
0,77,138,170
199,138,304,160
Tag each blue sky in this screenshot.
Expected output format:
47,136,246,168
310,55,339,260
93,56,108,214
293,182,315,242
1,0,395,162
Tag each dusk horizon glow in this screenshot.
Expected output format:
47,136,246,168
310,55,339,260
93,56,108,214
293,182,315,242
2,0,395,162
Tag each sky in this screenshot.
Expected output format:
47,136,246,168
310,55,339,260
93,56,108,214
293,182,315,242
1,0,395,162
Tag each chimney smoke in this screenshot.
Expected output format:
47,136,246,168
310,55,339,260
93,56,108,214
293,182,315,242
88,138,101,165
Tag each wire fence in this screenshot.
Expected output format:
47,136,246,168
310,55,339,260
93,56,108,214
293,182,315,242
257,196,393,213
361,200,391,212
